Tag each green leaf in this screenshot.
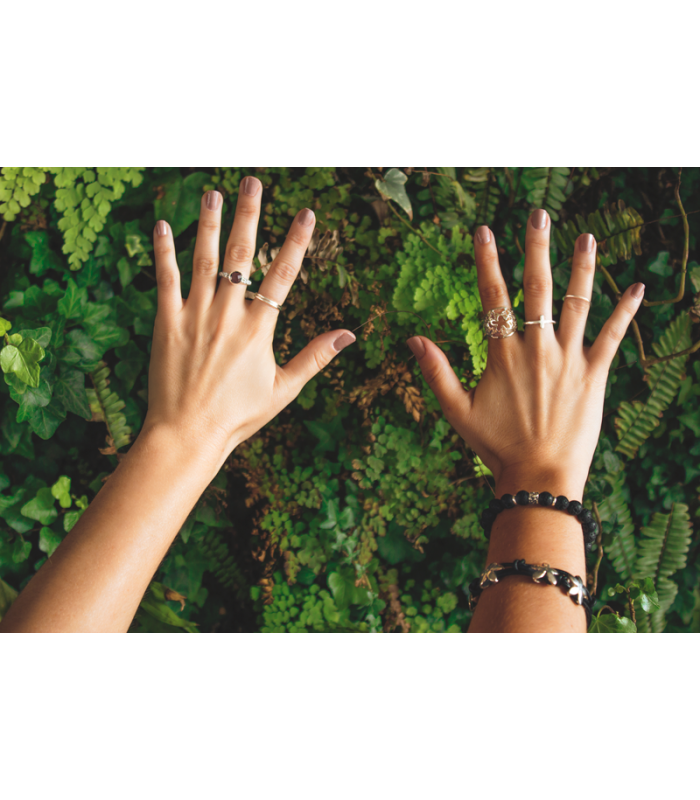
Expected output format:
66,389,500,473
84,321,129,354
53,368,91,420
0,578,18,620
114,342,145,394
377,523,425,565
21,486,58,525
12,538,31,563
24,231,64,276
14,377,52,423
647,251,673,277
153,172,211,238
39,526,63,556
63,508,85,532
59,328,102,372
51,476,72,508
15,326,52,348
0,337,45,387
138,581,198,632
57,277,88,319
589,613,637,633
7,333,22,345
116,256,138,289
28,399,67,439
0,317,12,336
375,169,412,220
328,569,354,610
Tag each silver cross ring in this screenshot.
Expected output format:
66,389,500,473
524,314,555,329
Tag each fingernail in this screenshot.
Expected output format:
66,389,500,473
407,336,425,359
631,282,645,299
299,208,315,227
156,220,168,237
578,233,595,253
332,331,356,352
206,190,222,210
475,226,491,245
242,176,260,196
531,209,548,230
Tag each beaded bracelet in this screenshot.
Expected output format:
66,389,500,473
468,559,594,626
480,491,599,551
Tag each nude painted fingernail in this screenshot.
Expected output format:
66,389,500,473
242,176,260,196
206,191,222,210
631,282,645,299
531,209,548,229
299,208,315,227
156,220,168,236
332,331,356,352
407,337,425,359
578,233,594,253
475,226,491,245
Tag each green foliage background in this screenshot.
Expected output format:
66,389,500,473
0,167,698,633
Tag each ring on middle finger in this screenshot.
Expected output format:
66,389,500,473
219,270,252,286
482,307,518,339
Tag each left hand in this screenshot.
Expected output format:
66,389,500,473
141,176,356,465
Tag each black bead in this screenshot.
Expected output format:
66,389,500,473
567,500,584,516
585,529,598,543
481,509,497,529
585,540,596,552
554,495,569,510
515,490,530,506
538,491,555,507
500,493,517,509
578,509,594,525
582,521,598,536
489,498,505,514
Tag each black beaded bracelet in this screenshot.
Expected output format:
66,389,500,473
468,559,594,627
479,491,600,552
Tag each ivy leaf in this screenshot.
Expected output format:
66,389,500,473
377,522,425,565
24,231,63,276
57,277,88,319
63,508,85,533
53,368,92,420
114,341,145,394
153,172,211,238
639,577,661,613
51,476,72,508
116,256,138,289
28,399,67,440
39,526,63,557
0,337,45,388
647,251,673,278
0,578,18,620
21,486,58,525
375,169,413,220
328,569,354,610
12,538,31,563
13,377,52,423
589,613,637,633
0,317,12,336
59,328,102,372
15,326,52,348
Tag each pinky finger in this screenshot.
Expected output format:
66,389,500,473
153,220,183,320
587,282,645,374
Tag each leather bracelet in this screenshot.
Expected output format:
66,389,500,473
468,559,594,627
480,491,599,552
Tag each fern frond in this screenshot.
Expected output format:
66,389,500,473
86,360,132,451
470,169,500,228
633,503,692,632
553,198,644,267
521,167,572,222
196,525,248,604
614,313,691,459
598,473,636,581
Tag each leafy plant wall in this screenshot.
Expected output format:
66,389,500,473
0,167,698,633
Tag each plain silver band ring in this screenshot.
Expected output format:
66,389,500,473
563,294,591,303
219,271,252,286
245,290,283,311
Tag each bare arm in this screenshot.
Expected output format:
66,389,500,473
408,209,644,633
0,178,355,633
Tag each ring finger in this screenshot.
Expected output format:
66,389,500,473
523,209,554,344
557,233,597,350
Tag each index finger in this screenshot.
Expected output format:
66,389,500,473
249,208,315,317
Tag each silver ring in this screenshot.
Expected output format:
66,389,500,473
563,294,590,303
523,315,555,329
219,271,252,286
481,307,517,339
244,290,283,311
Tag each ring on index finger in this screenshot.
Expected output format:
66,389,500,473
482,307,517,339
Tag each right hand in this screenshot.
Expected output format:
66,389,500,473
407,208,644,496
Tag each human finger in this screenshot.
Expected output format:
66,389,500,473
276,329,356,407
522,209,554,344
587,283,645,376
474,225,517,354
215,177,263,316
407,336,474,432
185,190,223,313
152,220,183,323
249,208,315,321
556,233,597,350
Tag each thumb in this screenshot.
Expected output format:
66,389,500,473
407,336,473,426
277,329,356,404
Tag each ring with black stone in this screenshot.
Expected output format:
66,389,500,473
219,271,252,286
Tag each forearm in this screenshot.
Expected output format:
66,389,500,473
468,469,588,633
0,427,223,633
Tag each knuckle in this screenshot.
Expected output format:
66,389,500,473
156,267,178,289
313,348,330,373
286,228,308,248
523,276,551,297
193,256,218,276
479,282,508,307
271,258,299,284
605,320,626,342
564,297,590,314
226,242,254,264
199,216,220,234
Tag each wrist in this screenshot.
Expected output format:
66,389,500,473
135,422,228,483
494,466,587,502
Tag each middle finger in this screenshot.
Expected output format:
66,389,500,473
523,209,555,344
